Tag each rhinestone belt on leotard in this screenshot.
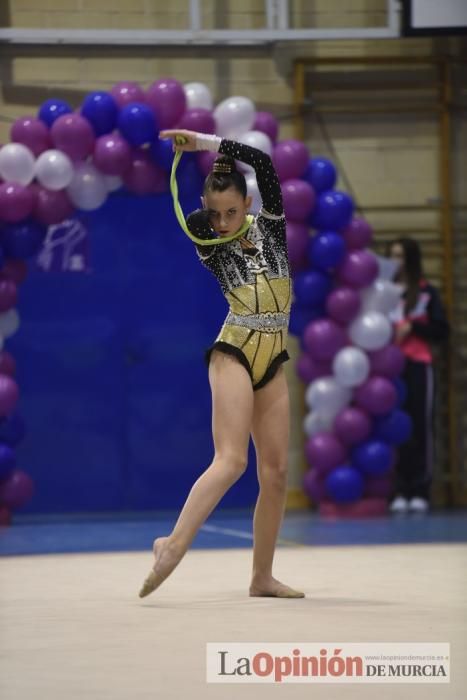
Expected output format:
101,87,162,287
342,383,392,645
225,311,289,333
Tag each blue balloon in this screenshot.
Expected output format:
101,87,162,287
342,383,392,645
309,231,346,270
352,439,392,476
1,220,47,259
326,465,364,503
0,443,16,480
0,414,26,447
374,410,412,445
393,377,407,407
289,303,323,337
310,191,354,231
81,91,118,136
118,102,158,146
149,138,174,171
38,98,72,127
303,157,337,194
293,269,332,306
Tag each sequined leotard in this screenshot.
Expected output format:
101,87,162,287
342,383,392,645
187,139,291,391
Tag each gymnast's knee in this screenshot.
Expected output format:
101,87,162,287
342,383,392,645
213,451,248,482
258,462,288,492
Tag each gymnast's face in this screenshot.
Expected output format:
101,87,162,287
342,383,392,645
202,187,252,237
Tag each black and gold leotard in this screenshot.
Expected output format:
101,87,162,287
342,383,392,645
187,138,291,391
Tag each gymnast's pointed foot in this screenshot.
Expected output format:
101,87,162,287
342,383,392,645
249,575,305,599
138,537,183,598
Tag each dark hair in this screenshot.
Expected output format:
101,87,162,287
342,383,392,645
203,155,247,198
387,237,424,313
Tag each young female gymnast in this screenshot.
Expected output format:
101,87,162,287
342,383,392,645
139,129,304,599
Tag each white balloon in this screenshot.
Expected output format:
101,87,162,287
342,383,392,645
67,163,107,211
238,130,272,173
245,173,262,214
305,377,352,418
361,279,402,314
104,175,123,192
333,346,370,388
303,411,333,437
184,82,213,110
0,143,35,185
214,96,256,139
35,149,74,191
349,311,392,351
0,309,20,338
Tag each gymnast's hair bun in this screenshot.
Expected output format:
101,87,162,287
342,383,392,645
212,155,237,174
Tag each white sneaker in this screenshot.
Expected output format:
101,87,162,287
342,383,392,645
408,497,429,514
389,496,409,514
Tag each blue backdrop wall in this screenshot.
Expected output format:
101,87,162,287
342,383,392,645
8,189,259,513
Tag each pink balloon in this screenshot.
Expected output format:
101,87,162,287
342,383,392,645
342,217,373,250
364,472,394,499
286,221,309,273
337,250,379,289
326,286,361,324
110,81,145,108
51,113,95,161
32,185,73,225
196,151,217,177
354,376,397,415
305,432,347,474
334,407,372,445
0,374,19,416
177,108,216,134
273,140,309,181
253,111,279,144
296,353,331,383
10,116,51,157
0,351,16,376
282,179,315,222
369,344,406,378
0,469,34,509
94,133,132,176
0,280,18,312
303,319,347,362
123,151,168,195
0,183,34,222
0,259,28,285
303,468,327,503
146,78,187,130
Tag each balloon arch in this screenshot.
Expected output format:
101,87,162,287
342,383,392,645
0,78,411,524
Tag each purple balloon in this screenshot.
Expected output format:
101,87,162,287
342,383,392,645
286,221,309,273
0,183,35,222
110,81,146,108
0,352,16,376
305,432,347,474
282,179,315,221
337,250,379,289
273,140,309,182
10,116,51,157
296,353,332,383
354,376,397,416
0,469,34,509
326,286,361,324
342,217,373,250
303,468,327,503
0,375,19,416
369,344,406,378
0,260,28,285
253,111,279,144
94,133,132,176
177,108,216,134
303,319,347,362
146,78,187,130
0,280,17,313
32,185,74,225
196,150,217,177
123,151,168,195
334,407,372,445
50,113,95,161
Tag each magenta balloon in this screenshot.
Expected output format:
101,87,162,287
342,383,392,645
50,113,95,161
110,81,145,108
0,375,19,416
296,353,332,384
334,406,372,445
282,179,315,222
10,116,51,157
0,280,18,313
196,150,217,177
305,432,347,474
94,133,132,176
32,185,73,225
303,319,347,362
146,78,187,130
364,472,394,499
342,217,373,250
0,259,28,285
369,344,406,378
273,140,309,182
0,351,16,376
0,183,34,222
253,111,279,144
123,151,167,195
0,469,34,509
303,468,327,503
325,286,361,324
337,250,379,289
177,108,216,134
286,221,309,273
354,376,397,416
